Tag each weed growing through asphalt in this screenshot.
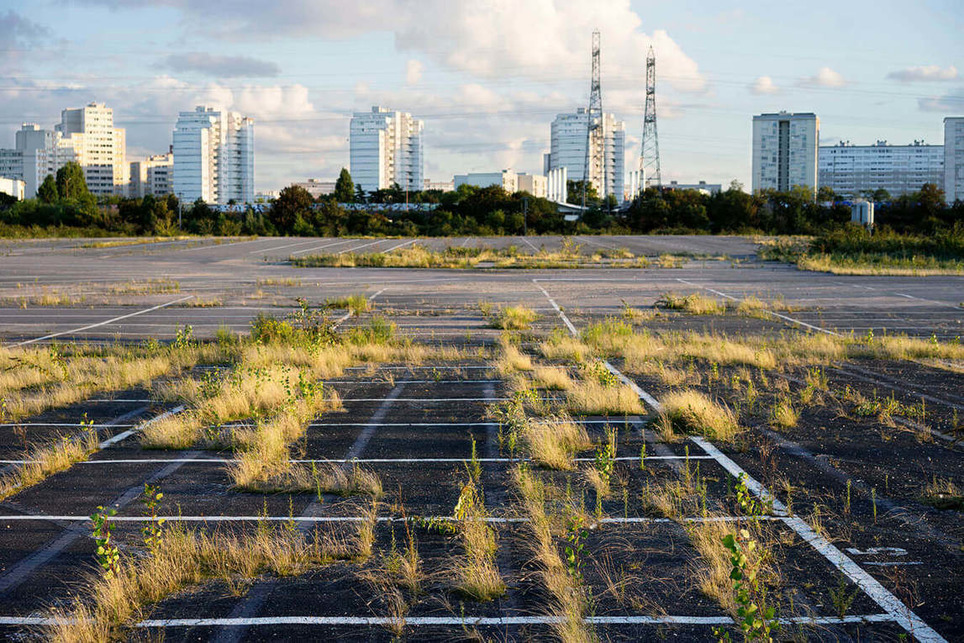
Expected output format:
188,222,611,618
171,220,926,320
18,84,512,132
713,529,778,642
829,576,859,619
735,473,769,518
140,484,165,553
91,507,119,579
564,513,588,581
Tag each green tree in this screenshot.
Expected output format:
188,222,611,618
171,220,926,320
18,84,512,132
816,186,837,202
37,174,58,203
567,180,598,205
270,185,314,233
354,184,367,204
55,162,89,200
871,188,891,203
334,168,355,203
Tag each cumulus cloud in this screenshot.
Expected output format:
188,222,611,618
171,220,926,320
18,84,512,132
161,53,280,78
749,76,779,95
75,0,706,93
405,59,424,85
887,65,957,82
800,66,847,88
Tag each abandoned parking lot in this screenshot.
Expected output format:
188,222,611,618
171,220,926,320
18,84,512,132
0,235,961,641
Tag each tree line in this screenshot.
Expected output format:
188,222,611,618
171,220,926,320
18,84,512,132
2,164,961,237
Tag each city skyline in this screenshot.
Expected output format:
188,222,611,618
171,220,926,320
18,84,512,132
0,0,961,193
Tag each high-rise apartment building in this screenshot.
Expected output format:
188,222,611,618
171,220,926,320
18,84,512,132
349,106,423,193
129,151,175,198
945,117,964,203
0,103,127,198
752,112,819,194
173,106,254,205
55,103,128,196
544,108,625,203
818,141,944,198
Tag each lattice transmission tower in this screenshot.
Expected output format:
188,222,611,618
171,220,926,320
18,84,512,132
640,46,661,190
582,29,604,209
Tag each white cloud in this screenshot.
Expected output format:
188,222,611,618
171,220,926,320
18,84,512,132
887,65,957,82
77,0,706,93
405,59,424,85
749,76,779,95
800,66,847,88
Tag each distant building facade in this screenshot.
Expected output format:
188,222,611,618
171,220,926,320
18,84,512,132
292,179,336,199
517,173,548,198
818,141,943,198
945,117,964,203
454,170,519,193
423,179,454,192
752,111,819,194
129,151,174,198
173,106,254,205
545,108,625,203
350,106,423,193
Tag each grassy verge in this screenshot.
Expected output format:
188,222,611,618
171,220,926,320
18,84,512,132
290,241,727,270
759,228,964,275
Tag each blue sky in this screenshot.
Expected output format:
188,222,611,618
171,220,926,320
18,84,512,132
1,0,961,192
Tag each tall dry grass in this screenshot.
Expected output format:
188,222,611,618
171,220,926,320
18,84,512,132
658,389,740,441
45,521,365,643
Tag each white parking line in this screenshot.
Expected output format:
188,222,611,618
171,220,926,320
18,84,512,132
384,239,416,253
248,239,328,254
288,238,358,257
10,296,195,347
0,514,779,525
0,455,712,466
0,613,896,628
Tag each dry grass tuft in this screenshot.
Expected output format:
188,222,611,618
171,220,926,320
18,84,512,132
770,397,799,429
735,296,768,316
530,365,573,390
452,480,506,601
491,305,540,330
539,330,590,363
0,427,99,500
494,338,533,375
658,292,726,315
566,378,645,416
658,389,740,441
45,521,362,642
